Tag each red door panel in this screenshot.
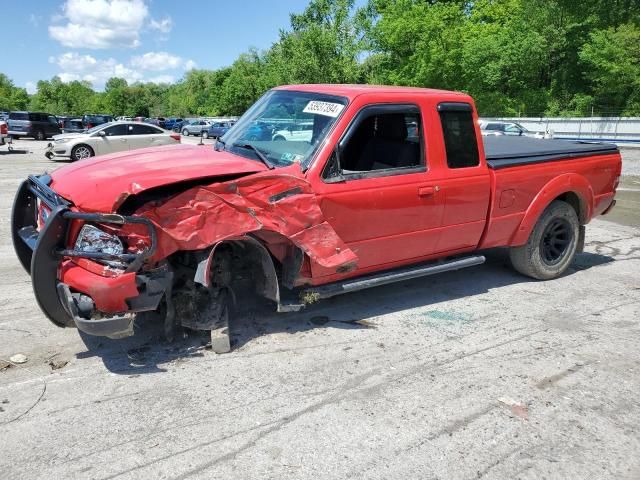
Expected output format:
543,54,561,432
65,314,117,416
316,172,445,275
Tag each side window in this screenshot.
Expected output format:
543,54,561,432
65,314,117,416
130,124,160,135
438,105,479,169
336,105,423,175
103,124,129,136
48,115,58,125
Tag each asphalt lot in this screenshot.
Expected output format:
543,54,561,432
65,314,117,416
0,138,639,480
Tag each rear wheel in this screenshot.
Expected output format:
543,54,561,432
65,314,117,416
182,128,189,136
509,200,579,280
34,130,45,141
71,144,94,161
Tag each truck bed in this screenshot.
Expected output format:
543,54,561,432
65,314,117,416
483,136,619,169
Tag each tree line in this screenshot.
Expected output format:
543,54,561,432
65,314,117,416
1,0,639,118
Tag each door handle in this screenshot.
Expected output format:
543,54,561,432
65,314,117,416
418,186,438,197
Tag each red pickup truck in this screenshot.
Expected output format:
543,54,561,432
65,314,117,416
12,85,621,352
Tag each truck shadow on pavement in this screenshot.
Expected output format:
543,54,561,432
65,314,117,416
76,250,614,375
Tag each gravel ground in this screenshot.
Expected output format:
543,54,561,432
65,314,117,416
0,138,639,480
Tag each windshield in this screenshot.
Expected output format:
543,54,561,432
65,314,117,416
220,90,347,168
85,123,112,134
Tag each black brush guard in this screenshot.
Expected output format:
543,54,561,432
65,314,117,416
11,174,162,335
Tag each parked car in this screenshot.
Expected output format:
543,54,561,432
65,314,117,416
8,111,61,140
479,120,549,139
272,122,313,142
61,118,86,134
0,111,9,121
0,120,8,147
44,121,181,161
164,118,183,131
56,116,69,128
144,117,167,129
12,85,621,354
204,121,234,139
181,119,210,136
172,119,191,132
82,114,114,129
240,122,273,141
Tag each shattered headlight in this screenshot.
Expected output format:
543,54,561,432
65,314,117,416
74,225,124,256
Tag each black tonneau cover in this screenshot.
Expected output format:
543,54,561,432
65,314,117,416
483,136,618,170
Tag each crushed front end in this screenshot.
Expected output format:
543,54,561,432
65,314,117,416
11,174,171,338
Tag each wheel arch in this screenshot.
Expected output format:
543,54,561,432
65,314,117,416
510,173,593,246
71,143,95,159
196,235,281,304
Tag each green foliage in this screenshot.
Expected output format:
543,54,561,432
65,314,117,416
1,0,639,117
0,73,29,111
580,24,640,115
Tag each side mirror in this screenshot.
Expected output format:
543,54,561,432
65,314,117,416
98,130,106,137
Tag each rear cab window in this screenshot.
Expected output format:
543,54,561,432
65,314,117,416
438,103,480,169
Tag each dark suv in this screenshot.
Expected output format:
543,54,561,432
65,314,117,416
8,112,62,140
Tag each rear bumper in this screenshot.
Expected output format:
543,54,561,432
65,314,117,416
11,175,170,338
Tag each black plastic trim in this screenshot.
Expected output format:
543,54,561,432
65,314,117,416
437,102,473,112
11,179,37,272
31,206,75,327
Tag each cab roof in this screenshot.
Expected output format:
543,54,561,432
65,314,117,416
274,84,471,101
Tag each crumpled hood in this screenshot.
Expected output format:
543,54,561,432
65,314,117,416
50,144,267,212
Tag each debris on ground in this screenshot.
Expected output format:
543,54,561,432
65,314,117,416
48,358,69,371
0,360,11,371
498,397,529,420
9,354,28,364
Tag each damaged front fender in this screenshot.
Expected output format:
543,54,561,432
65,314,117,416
125,168,358,274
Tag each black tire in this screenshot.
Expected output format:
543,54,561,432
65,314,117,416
182,129,189,136
70,144,94,161
509,200,580,280
273,135,286,141
34,130,45,141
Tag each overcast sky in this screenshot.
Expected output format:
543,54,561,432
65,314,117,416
5,0,320,92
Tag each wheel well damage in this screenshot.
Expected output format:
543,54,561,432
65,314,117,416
122,168,358,280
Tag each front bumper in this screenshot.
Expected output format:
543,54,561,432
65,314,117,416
11,175,170,338
45,142,71,159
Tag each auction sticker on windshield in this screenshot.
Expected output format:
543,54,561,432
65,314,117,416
303,101,345,118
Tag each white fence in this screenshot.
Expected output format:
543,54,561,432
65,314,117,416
483,117,640,144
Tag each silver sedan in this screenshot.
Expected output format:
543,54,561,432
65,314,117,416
45,121,181,161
